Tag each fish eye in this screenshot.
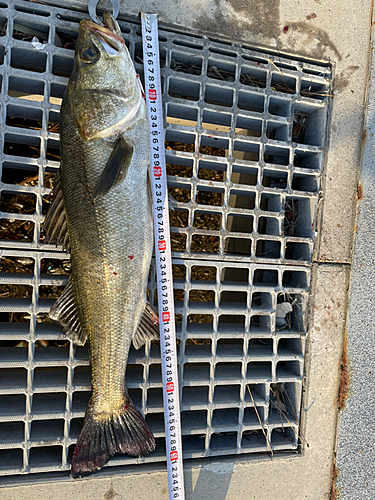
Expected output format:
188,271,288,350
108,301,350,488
81,46,100,64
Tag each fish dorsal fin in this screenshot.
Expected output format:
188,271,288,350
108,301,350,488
49,279,87,346
132,302,159,350
92,138,133,200
43,177,71,252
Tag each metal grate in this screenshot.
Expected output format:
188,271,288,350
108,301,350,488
0,0,331,476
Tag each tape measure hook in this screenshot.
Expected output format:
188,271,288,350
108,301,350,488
88,0,120,25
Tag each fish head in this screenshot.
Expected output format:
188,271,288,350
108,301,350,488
66,13,143,140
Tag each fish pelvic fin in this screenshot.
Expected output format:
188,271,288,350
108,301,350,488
43,176,71,252
132,302,160,350
49,278,87,346
91,138,133,201
71,396,155,478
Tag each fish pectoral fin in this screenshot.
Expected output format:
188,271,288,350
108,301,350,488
49,279,87,346
132,302,160,350
91,138,133,200
43,176,71,252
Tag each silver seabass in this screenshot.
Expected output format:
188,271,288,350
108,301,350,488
44,12,158,478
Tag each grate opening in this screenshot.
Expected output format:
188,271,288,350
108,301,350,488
171,51,203,75
240,65,267,88
168,77,200,101
4,133,41,158
205,84,234,107
207,59,236,82
197,162,226,181
251,291,272,308
265,120,288,141
241,430,268,450
203,109,231,130
11,46,47,73
264,144,290,166
300,79,329,99
6,104,43,130
2,162,38,186
167,103,198,124
244,406,265,426
12,18,49,41
260,193,281,212
293,149,320,170
238,90,264,113
271,426,297,447
8,75,44,102
268,97,291,117
0,421,24,444
250,314,272,333
232,165,258,185
271,72,296,94
29,445,63,468
276,360,302,378
0,449,23,471
0,366,28,384
0,191,36,215
258,216,280,236
181,410,207,430
216,339,243,357
0,0,329,477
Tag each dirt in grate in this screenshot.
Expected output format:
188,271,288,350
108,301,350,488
0,122,233,345
0,256,34,274
0,284,33,298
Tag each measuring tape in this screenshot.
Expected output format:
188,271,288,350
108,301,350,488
141,13,185,500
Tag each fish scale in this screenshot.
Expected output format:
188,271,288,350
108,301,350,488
61,125,151,408
44,12,158,477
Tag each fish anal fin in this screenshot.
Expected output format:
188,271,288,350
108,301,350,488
132,302,159,350
49,279,87,346
92,138,133,200
43,176,71,252
71,395,155,478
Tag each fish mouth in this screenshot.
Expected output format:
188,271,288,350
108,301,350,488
81,19,125,52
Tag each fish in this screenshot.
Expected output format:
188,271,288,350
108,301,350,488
43,12,159,477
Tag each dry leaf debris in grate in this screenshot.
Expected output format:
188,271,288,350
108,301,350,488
166,162,193,178
40,258,71,275
269,383,309,447
171,58,201,76
276,293,301,331
0,193,36,214
6,115,43,131
0,218,35,241
1,117,60,241
0,283,32,298
0,256,34,273
12,21,48,43
166,140,195,154
284,200,299,237
197,167,225,182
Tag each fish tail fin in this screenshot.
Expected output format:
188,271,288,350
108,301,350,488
71,395,155,478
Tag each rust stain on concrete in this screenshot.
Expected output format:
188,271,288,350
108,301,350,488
330,454,340,500
356,182,363,201
338,337,349,411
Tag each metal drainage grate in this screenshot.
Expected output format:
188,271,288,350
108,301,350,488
0,0,331,477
